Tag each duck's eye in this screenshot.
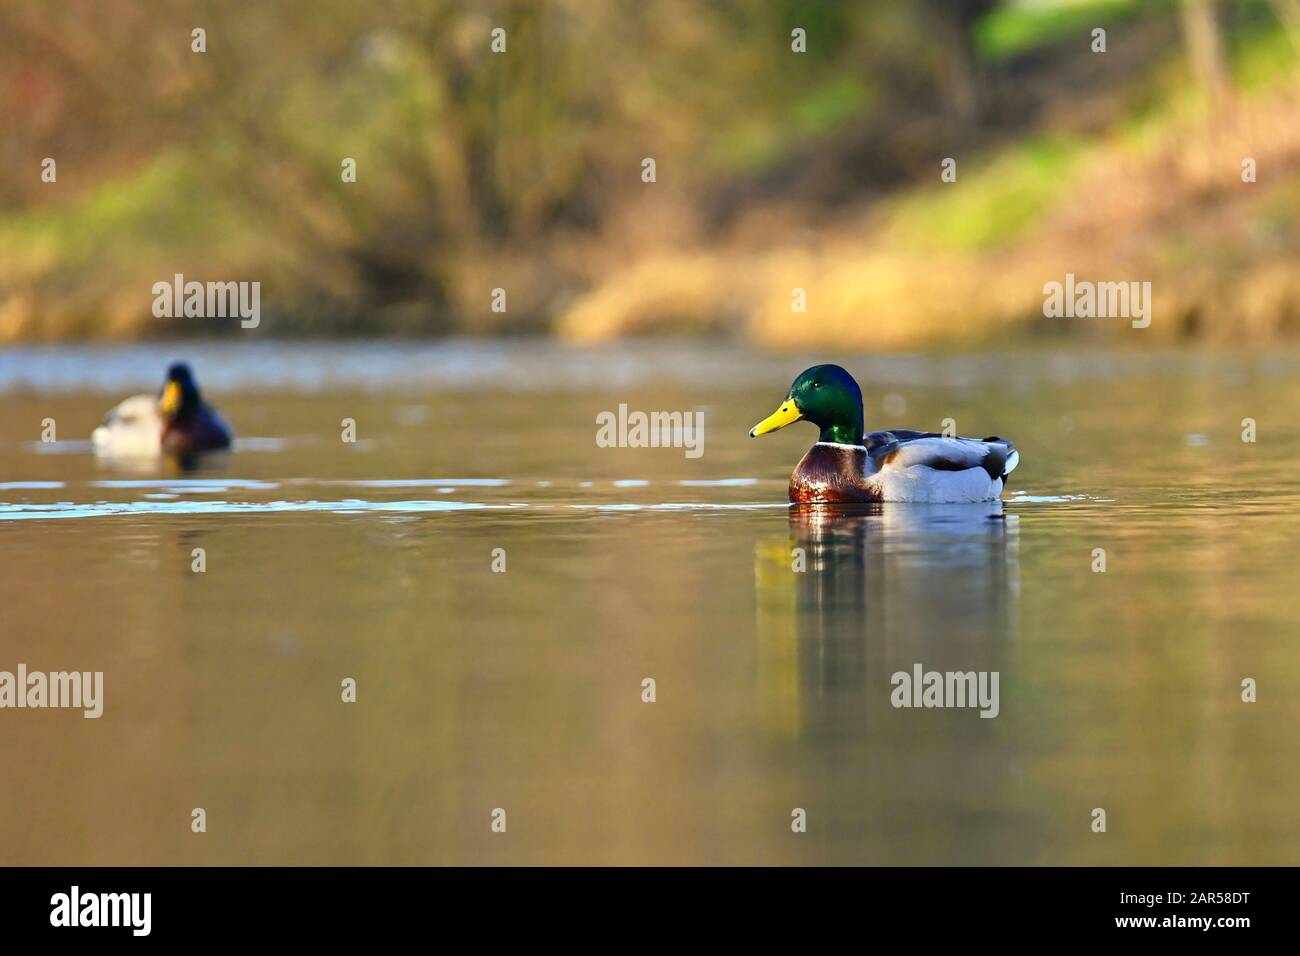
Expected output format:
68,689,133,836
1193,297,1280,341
812,382,821,389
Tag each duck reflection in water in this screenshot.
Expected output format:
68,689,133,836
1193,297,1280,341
755,501,1019,740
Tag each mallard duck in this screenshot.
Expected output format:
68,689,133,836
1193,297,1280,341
750,364,1018,503
92,362,233,458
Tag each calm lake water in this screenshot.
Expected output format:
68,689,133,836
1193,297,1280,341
2,341,1299,865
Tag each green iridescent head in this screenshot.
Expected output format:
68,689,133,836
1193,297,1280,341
750,364,864,446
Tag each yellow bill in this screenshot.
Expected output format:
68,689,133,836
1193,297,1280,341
159,380,182,416
750,398,802,437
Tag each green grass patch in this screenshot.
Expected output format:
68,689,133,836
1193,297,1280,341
976,0,1146,62
793,75,872,133
882,136,1082,253
1229,17,1300,91
703,75,874,175
0,153,224,278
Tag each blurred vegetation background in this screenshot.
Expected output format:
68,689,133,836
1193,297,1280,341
2,0,1299,347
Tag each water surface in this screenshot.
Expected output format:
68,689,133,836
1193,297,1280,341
2,342,1298,864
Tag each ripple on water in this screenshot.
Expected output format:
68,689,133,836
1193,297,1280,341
0,499,504,520
676,478,759,487
1006,492,1114,504
90,479,281,491
325,478,510,488
2,476,1080,521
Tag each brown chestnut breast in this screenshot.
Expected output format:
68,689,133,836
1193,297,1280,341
789,443,877,504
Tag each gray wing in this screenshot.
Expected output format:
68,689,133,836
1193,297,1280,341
866,431,1016,481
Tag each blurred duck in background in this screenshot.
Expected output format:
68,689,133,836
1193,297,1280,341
92,362,233,459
